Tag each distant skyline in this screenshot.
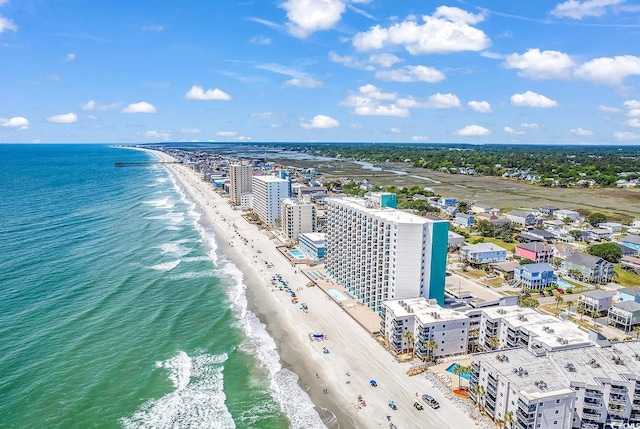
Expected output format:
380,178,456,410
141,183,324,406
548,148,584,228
1,0,640,144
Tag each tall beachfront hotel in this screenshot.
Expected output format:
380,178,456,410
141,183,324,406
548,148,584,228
252,175,290,227
229,164,253,207
324,194,448,311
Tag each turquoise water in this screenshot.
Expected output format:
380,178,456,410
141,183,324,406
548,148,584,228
289,249,305,259
446,363,470,380
556,279,573,289
327,289,347,301
0,145,324,429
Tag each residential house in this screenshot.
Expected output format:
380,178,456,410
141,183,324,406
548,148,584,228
577,290,613,315
460,243,508,265
616,286,640,303
608,301,640,332
585,228,611,242
519,228,556,243
538,205,559,216
490,261,519,281
506,210,535,227
453,213,474,229
563,252,614,284
600,222,623,233
613,243,637,258
444,206,458,218
476,213,497,222
621,234,640,255
471,204,492,214
514,263,555,289
438,197,457,208
515,242,554,262
447,231,465,250
554,209,580,222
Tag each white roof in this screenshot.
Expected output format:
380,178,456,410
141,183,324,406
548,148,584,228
385,297,469,324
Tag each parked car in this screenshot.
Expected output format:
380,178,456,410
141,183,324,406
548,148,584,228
422,394,440,409
557,288,565,294
413,401,424,410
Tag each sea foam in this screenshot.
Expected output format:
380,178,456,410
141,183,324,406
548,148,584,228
121,351,234,429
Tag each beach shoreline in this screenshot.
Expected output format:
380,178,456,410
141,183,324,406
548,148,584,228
142,147,483,429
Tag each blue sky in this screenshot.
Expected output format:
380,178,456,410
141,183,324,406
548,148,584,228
2,0,640,144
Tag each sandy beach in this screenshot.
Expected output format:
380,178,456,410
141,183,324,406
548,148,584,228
150,149,484,429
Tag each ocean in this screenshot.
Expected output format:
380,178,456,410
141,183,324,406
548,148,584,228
0,144,325,428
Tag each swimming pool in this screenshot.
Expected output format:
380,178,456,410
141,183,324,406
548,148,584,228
556,279,574,289
327,288,347,301
289,249,305,259
446,363,470,380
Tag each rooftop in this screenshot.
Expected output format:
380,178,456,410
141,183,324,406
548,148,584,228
518,262,554,273
461,242,508,253
253,175,288,183
385,297,470,324
581,290,613,300
565,252,606,268
618,286,640,296
508,210,532,218
613,301,640,312
299,232,325,243
327,197,447,225
516,242,552,252
622,234,640,245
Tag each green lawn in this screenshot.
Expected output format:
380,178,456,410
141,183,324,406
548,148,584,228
483,237,517,252
614,265,640,286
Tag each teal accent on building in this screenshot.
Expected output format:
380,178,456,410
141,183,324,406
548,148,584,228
429,221,449,305
380,193,397,209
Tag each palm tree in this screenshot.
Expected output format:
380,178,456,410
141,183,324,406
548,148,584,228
468,328,480,353
453,364,472,390
633,326,640,340
402,331,415,355
592,310,602,327
555,293,564,311
487,336,500,351
577,306,586,321
425,340,438,361
470,384,486,411
565,300,574,315
495,418,505,428
504,411,515,428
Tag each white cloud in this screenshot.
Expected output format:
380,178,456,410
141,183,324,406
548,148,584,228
80,99,120,111
390,127,402,134
46,112,78,123
454,125,490,136
251,112,279,119
0,15,17,33
624,100,640,110
185,85,231,100
329,51,374,70
339,84,409,117
0,116,28,129
480,51,503,60
65,53,76,62
551,0,625,19
122,102,157,113
426,93,460,109
375,65,445,83
216,131,238,137
599,105,621,113
350,122,363,130
468,100,492,113
280,0,346,38
300,114,340,129
250,35,271,45
614,131,640,141
504,126,524,135
570,127,594,135
142,25,165,32
574,55,640,85
352,6,489,55
626,119,640,128
411,135,429,141
504,48,574,79
284,77,323,88
369,53,403,68
510,91,558,108
521,122,540,129
180,128,201,135
144,130,171,140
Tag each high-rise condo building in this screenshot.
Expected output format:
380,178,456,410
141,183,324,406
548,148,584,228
251,175,290,227
324,196,448,311
280,198,317,241
229,164,253,207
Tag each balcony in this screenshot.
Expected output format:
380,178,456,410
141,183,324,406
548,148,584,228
610,386,628,395
607,405,625,415
581,410,600,420
609,396,627,406
581,423,598,429
585,390,604,399
516,408,534,423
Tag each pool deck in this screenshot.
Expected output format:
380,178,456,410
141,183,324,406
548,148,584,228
429,358,472,391
300,265,382,335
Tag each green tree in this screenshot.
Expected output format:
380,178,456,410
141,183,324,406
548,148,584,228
519,258,535,265
592,310,602,326
487,336,500,350
555,294,564,311
577,305,586,321
565,300,574,315
587,243,622,263
476,220,496,237
633,326,640,339
402,331,415,355
470,384,486,411
453,364,471,389
457,201,470,213
504,411,515,428
425,340,438,361
568,230,583,241
587,212,607,226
